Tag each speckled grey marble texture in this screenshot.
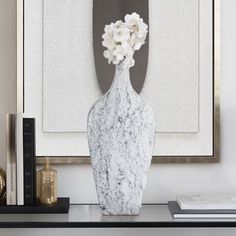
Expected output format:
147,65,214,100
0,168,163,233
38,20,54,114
88,62,156,215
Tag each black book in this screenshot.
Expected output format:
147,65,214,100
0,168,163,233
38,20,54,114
23,118,36,205
168,201,236,219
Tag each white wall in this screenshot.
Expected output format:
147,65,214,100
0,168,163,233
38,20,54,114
0,0,236,235
0,0,17,169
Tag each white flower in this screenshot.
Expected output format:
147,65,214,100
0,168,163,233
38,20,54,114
112,20,130,42
102,35,116,50
102,25,116,50
101,12,148,67
113,45,125,61
104,24,113,37
112,57,120,65
125,12,148,38
122,41,134,56
103,47,124,65
103,50,114,64
129,33,146,51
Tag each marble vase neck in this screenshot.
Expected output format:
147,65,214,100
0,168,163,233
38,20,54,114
110,61,133,94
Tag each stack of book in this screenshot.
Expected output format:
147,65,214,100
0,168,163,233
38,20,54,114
168,195,236,219
6,113,36,206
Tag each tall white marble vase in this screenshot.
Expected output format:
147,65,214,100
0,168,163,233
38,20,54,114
87,61,156,215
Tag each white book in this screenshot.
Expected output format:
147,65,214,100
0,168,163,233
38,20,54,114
174,213,236,219
6,114,17,205
169,201,236,220
177,194,236,210
16,113,24,205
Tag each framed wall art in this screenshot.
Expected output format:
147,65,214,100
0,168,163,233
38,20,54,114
17,0,220,164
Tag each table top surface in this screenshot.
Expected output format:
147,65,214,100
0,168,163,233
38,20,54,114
1,204,236,228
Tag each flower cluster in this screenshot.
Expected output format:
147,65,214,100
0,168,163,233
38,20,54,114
102,12,148,67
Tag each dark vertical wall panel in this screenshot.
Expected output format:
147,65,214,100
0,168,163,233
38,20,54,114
93,0,149,94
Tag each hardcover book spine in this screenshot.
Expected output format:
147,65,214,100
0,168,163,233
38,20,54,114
23,118,36,205
16,113,24,205
6,114,17,205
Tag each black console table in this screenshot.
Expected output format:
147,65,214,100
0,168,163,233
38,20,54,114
0,204,236,228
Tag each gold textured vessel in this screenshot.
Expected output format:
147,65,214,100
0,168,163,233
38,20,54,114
37,158,57,205
0,167,6,205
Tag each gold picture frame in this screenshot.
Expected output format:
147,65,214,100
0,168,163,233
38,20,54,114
17,0,220,164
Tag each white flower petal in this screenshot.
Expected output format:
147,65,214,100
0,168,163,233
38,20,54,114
112,57,120,65
103,50,114,64
113,45,125,60
121,41,134,56
113,27,130,42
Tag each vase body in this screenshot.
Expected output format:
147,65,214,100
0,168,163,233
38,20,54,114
87,62,156,215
